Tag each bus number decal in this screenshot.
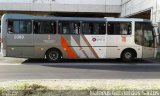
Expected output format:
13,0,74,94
14,35,24,40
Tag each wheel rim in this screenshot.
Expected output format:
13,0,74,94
49,51,59,60
124,52,132,59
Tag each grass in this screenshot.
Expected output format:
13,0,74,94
0,84,48,96
0,80,160,96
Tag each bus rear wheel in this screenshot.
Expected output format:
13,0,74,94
121,50,135,62
46,49,62,63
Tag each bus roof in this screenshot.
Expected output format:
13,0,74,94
1,13,151,22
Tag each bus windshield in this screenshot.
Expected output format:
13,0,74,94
135,22,154,47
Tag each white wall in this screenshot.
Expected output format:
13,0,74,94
0,0,121,5
0,0,121,13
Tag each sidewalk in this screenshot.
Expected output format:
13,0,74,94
0,56,26,63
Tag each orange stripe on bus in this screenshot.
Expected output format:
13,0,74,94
61,36,77,59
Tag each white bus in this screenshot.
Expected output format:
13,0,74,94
1,14,157,62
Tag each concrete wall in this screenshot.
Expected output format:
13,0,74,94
121,0,153,17
0,0,121,13
121,0,160,25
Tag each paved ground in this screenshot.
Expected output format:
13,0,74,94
0,57,160,80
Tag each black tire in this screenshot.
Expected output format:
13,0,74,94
46,49,62,63
121,50,135,62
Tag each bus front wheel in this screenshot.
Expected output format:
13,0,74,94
46,49,62,63
121,50,136,62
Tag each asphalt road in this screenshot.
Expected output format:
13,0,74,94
0,59,160,80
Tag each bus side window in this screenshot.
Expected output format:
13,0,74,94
58,22,70,34
8,20,32,34
99,23,106,34
82,22,106,35
8,20,14,34
34,21,56,34
107,22,131,35
34,21,40,34
0,22,1,33
52,22,57,34
19,21,32,34
73,23,80,34
58,21,80,34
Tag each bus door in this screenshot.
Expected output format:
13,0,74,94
7,20,34,57
142,23,155,58
80,22,107,59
